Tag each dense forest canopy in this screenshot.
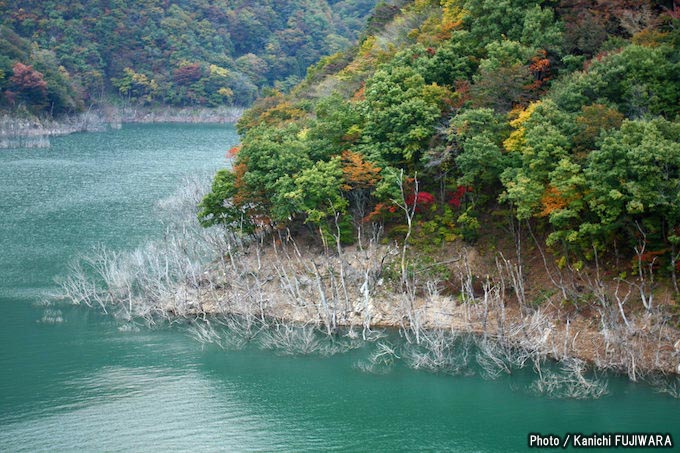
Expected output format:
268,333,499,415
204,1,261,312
200,0,680,296
0,0,380,115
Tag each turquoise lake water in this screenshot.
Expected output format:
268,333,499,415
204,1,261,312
0,124,678,452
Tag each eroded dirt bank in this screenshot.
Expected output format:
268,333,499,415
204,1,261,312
184,237,680,378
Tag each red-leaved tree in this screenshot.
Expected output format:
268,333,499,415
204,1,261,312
9,62,48,108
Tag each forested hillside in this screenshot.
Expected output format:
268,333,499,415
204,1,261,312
0,0,378,115
200,0,680,305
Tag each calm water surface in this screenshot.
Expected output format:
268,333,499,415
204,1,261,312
0,124,678,452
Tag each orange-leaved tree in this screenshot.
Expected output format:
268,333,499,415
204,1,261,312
340,150,381,221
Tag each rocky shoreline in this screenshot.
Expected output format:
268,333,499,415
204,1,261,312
0,105,244,148
118,105,244,124
0,110,117,148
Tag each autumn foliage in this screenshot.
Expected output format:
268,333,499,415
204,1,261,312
8,63,48,107
447,186,472,208
226,145,242,159
199,0,680,285
172,63,203,86
340,150,381,191
1,0,377,111
230,162,251,207
406,191,436,212
539,186,573,217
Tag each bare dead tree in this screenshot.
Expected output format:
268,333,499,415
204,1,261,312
613,278,633,331
526,220,577,302
404,329,471,375
634,221,655,311
55,169,679,392
532,358,609,399
670,239,680,295
355,341,400,374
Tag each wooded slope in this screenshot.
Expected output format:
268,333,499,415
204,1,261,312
0,0,379,115
200,0,680,306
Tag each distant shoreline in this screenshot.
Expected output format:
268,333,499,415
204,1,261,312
117,105,244,124
0,105,244,148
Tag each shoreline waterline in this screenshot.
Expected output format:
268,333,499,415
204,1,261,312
0,106,244,148
57,174,680,380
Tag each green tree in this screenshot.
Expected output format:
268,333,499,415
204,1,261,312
585,119,680,236
112,67,159,103
305,94,364,160
283,157,348,225
471,40,535,111
237,124,313,221
551,44,680,119
500,101,577,219
361,66,450,167
463,0,547,46
448,108,509,188
520,4,563,51
198,169,243,228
